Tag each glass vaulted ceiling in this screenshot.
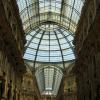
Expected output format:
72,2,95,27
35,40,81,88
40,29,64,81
35,66,63,95
17,0,84,33
17,0,84,96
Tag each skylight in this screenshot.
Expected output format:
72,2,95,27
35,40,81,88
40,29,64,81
17,0,84,33
17,0,85,96
35,65,63,95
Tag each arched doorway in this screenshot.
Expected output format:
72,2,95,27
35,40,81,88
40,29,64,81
0,72,5,99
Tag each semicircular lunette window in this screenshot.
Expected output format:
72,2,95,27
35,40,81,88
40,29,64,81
24,24,75,63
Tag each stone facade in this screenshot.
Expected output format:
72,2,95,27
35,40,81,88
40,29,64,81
0,0,26,99
21,67,41,100
56,70,77,100
73,0,100,100
63,74,77,100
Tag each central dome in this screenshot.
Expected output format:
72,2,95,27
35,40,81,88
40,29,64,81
24,23,75,63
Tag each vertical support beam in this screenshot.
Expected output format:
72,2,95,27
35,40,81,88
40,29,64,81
24,29,41,53
60,0,65,22
68,0,76,29
43,67,45,91
33,31,45,68
25,0,32,29
49,28,50,62
54,31,65,69
37,0,40,24
58,29,74,52
52,68,56,90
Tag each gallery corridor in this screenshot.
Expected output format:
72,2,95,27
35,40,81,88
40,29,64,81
0,0,100,100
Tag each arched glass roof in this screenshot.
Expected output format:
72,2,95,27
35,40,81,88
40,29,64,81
17,0,84,33
35,65,63,95
17,0,85,96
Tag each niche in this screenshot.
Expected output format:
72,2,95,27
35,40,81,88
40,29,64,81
0,26,2,30
96,85,100,100
7,80,12,100
13,87,16,100
46,96,51,100
0,72,5,99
